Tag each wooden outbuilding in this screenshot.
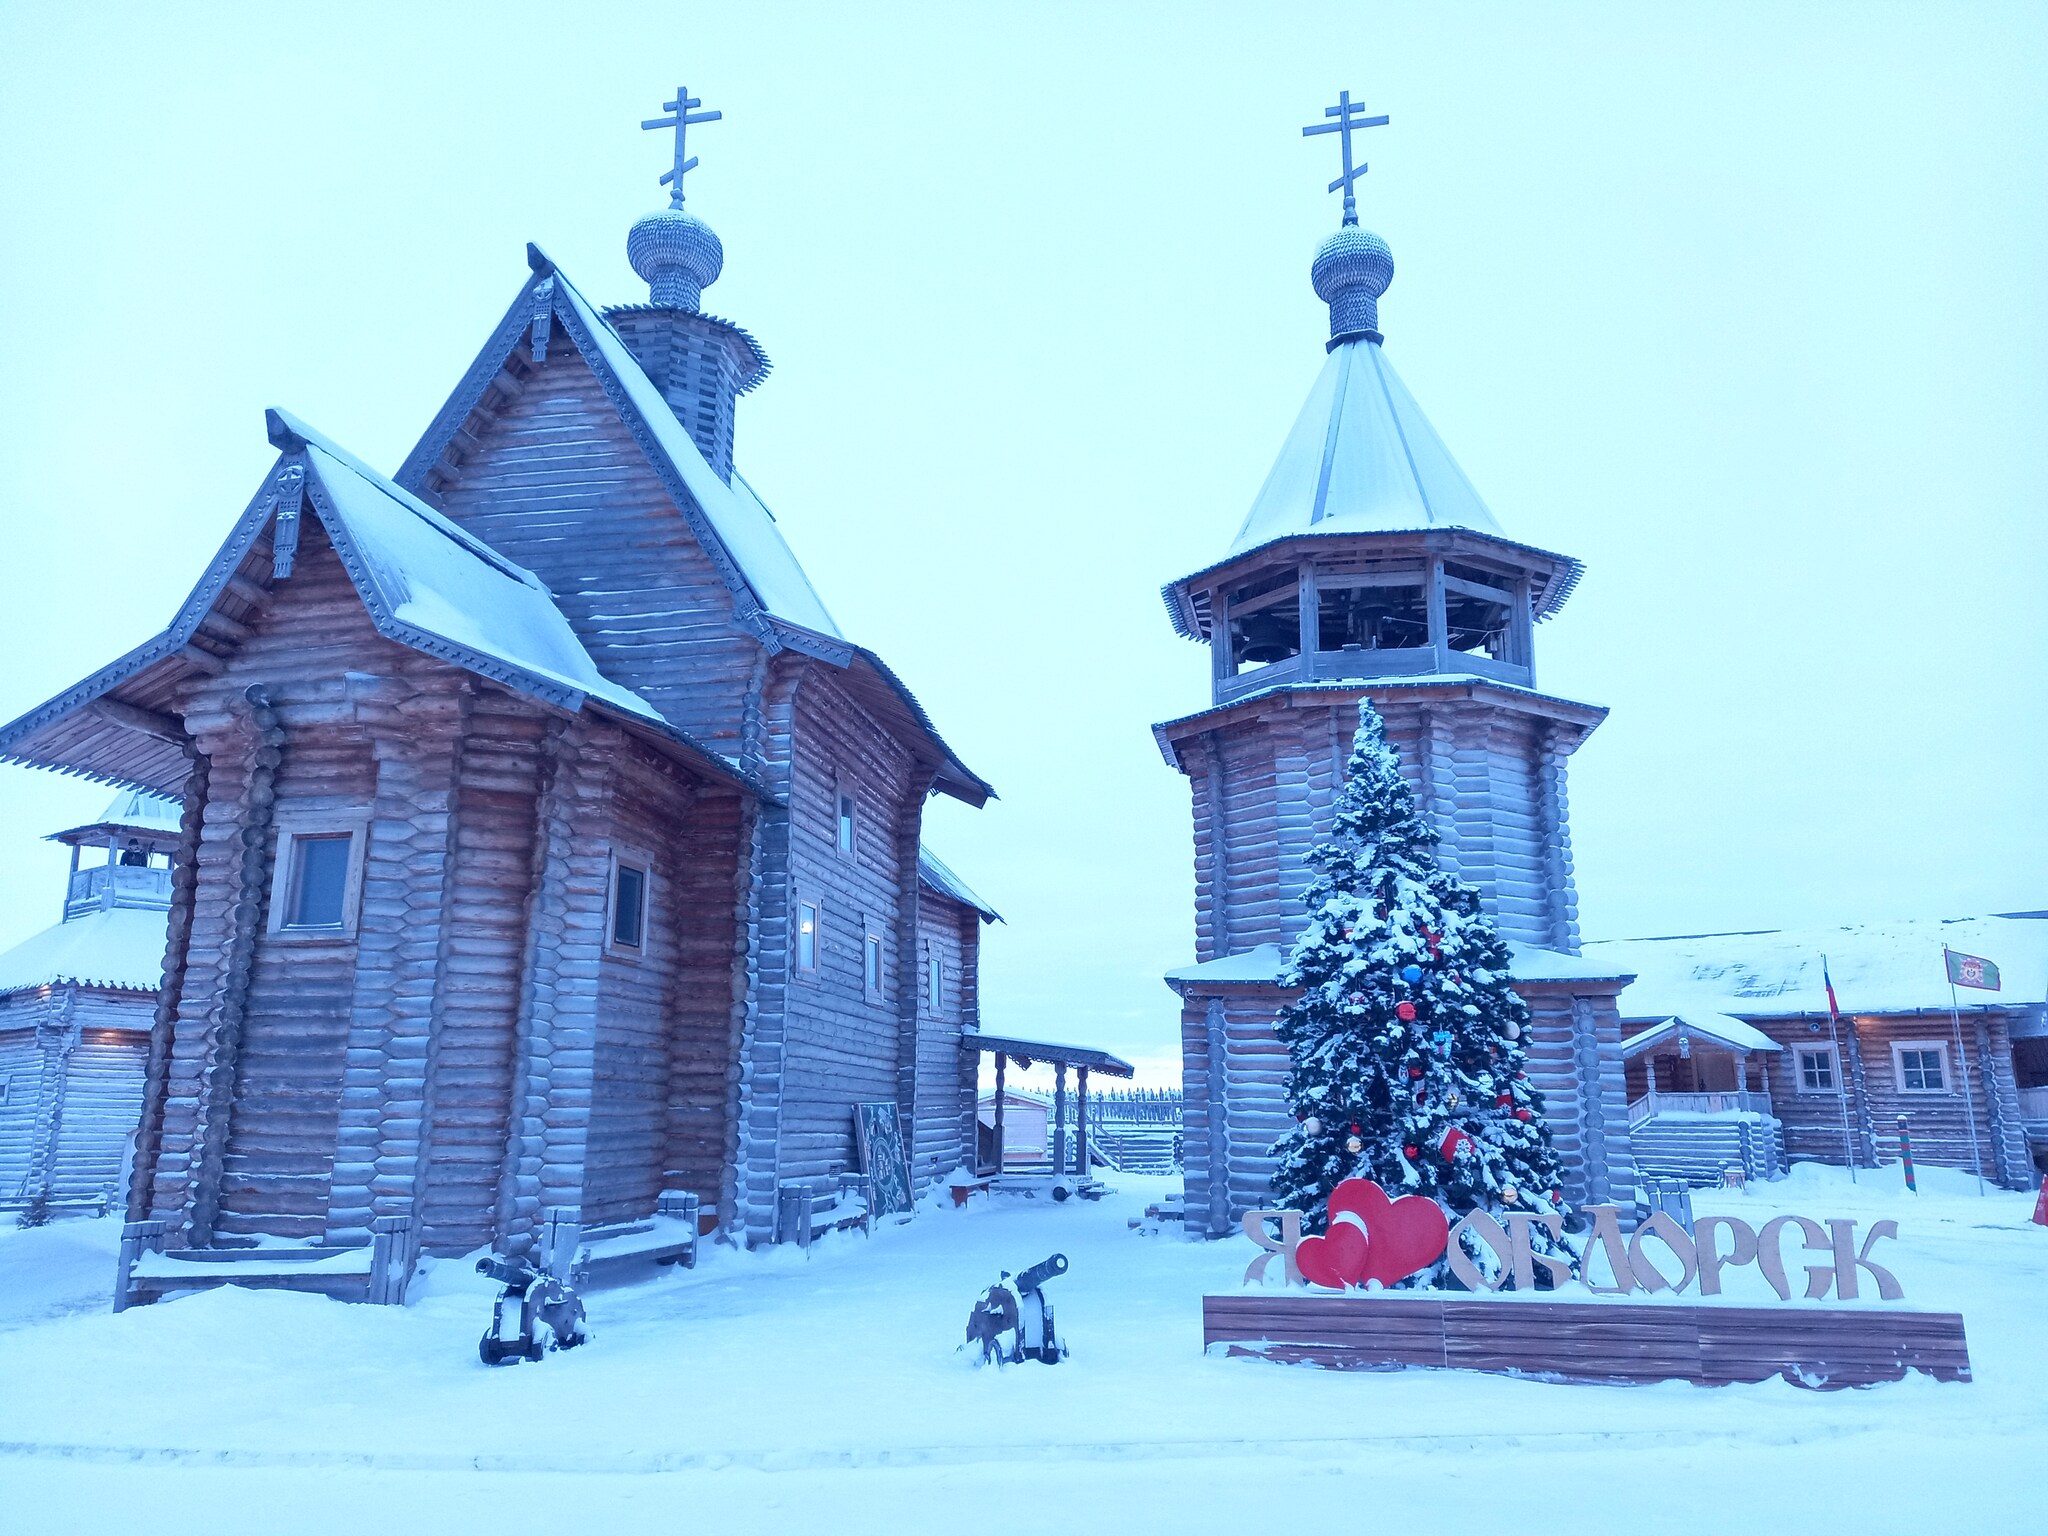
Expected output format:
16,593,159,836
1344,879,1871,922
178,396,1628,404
0,165,997,1291
1156,202,1640,1236
1595,916,2046,1187
0,792,180,1216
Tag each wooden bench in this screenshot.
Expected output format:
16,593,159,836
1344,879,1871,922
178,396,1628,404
949,1175,995,1208
776,1173,874,1247
567,1191,701,1284
115,1214,413,1310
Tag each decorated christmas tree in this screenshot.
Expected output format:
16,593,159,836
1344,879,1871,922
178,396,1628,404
1270,701,1572,1283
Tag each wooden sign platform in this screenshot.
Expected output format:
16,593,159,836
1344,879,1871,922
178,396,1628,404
1203,1294,1971,1389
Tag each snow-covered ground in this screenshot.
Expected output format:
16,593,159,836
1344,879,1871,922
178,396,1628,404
0,1165,2041,1534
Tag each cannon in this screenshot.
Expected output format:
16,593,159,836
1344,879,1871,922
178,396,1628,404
475,1252,588,1366
964,1252,1069,1366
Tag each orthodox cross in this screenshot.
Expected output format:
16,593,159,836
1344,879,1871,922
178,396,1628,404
642,86,722,208
1302,90,1389,225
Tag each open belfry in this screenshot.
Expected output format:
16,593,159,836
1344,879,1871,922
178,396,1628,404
1158,92,1639,1235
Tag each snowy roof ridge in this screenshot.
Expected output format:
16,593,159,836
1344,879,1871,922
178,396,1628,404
918,847,1001,922
0,906,166,997
1622,1013,1783,1057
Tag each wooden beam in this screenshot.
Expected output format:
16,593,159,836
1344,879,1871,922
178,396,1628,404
225,574,273,609
197,611,252,645
177,645,227,676
87,698,183,743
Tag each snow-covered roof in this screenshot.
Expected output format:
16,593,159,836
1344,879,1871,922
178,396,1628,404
1622,1013,1783,1058
1593,915,2048,1022
1229,339,1504,556
545,262,842,639
280,413,666,725
918,848,1000,922
1164,940,1631,990
48,790,184,847
0,906,165,997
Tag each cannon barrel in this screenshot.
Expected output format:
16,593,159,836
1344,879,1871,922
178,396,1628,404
1015,1252,1069,1294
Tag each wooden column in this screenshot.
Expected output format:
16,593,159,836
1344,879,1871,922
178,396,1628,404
991,1053,1007,1175
1426,556,1449,675
1052,1062,1068,1179
1075,1067,1089,1179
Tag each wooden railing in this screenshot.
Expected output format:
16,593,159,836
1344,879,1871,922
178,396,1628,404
1628,1089,1773,1123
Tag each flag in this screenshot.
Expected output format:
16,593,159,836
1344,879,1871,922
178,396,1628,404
1945,950,2002,992
1823,962,1844,1021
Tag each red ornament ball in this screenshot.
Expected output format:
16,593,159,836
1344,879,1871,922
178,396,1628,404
1349,1122,1361,1135
1408,1067,1423,1079
1403,1144,1419,1159
1395,1002,1417,1022
1515,1109,1533,1122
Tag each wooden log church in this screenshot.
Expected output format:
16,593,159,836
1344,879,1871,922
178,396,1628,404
1158,99,1641,1236
0,95,1000,1289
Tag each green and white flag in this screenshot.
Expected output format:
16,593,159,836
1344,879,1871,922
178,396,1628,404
1944,949,2001,992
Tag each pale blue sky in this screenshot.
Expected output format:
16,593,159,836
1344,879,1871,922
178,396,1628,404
1,4,2042,1083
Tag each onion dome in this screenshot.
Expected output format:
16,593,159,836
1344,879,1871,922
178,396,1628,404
1312,224,1394,346
627,206,724,312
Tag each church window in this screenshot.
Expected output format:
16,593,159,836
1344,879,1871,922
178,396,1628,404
609,856,649,952
865,932,884,998
1226,568,1301,671
267,815,369,939
1893,1042,1950,1094
796,900,820,973
927,954,944,1013
837,788,857,856
1795,1046,1839,1094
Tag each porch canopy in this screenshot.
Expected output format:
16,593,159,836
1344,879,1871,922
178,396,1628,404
1622,1013,1782,1060
960,1032,1134,1178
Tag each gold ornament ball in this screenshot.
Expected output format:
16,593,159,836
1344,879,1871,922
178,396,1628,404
1303,1116,1321,1136
1502,1185,1520,1204
1345,1135,1363,1154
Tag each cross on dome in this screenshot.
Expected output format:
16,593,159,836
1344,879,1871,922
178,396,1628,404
641,85,723,209
1302,89,1389,227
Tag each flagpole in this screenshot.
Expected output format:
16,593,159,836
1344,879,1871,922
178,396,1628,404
1822,955,1857,1184
1943,946,1989,1196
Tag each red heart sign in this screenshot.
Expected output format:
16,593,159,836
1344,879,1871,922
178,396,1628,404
1299,1179,1451,1290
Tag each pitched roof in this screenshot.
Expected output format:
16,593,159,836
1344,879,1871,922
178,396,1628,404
394,248,990,806
1622,1013,1784,1058
0,412,762,800
918,848,1001,922
1231,339,1504,555
0,906,166,997
48,790,185,848
1592,915,2048,1022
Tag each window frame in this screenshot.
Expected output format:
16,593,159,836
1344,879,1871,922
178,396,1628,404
833,780,859,861
927,952,944,1015
265,813,370,941
606,848,653,956
794,896,821,977
1891,1040,1952,1095
864,930,884,1000
1793,1045,1841,1096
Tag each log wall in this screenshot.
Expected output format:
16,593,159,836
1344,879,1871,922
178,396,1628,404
912,893,979,1194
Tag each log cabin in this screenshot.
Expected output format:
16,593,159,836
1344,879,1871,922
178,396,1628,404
0,792,178,1216
0,140,998,1291
1594,916,2047,1188
1157,178,1642,1237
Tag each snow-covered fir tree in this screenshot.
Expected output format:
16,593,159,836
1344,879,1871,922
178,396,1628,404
1270,701,1572,1282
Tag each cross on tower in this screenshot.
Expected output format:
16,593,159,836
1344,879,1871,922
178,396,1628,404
1302,90,1389,226
641,85,723,208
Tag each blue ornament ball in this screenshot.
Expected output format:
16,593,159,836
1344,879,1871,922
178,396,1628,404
1400,964,1423,984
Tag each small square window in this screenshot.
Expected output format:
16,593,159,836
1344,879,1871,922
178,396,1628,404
927,955,943,1014
611,861,648,950
796,901,819,973
1796,1048,1838,1094
864,933,884,996
837,791,857,856
1895,1044,1949,1094
268,819,367,938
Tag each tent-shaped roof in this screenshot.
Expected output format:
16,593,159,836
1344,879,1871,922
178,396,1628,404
1621,1013,1783,1059
48,789,185,848
0,906,166,998
1230,339,1504,555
